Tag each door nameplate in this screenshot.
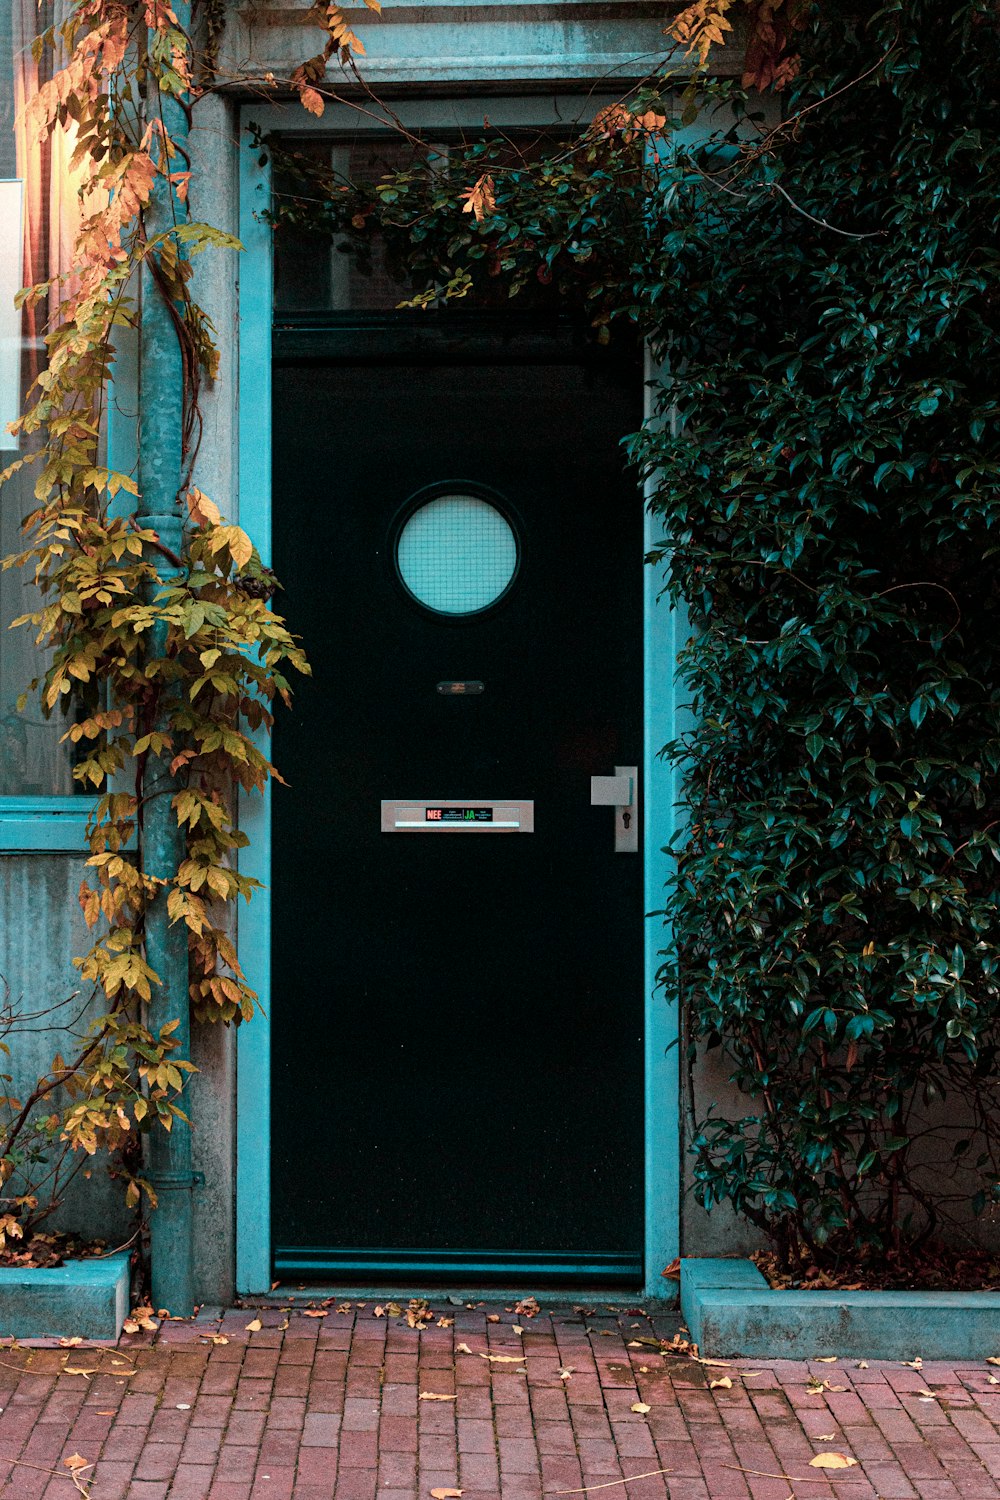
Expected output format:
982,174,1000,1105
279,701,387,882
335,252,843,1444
381,800,534,832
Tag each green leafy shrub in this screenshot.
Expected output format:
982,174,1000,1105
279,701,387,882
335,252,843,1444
264,0,1000,1270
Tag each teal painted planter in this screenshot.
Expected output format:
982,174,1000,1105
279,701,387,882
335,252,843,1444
682,1257,1000,1360
0,1253,130,1340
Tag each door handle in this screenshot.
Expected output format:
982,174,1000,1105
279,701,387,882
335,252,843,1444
590,765,638,853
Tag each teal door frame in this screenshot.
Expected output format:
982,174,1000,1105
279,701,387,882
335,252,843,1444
235,97,682,1297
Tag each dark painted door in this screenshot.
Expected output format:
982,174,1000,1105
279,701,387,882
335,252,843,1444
271,321,644,1284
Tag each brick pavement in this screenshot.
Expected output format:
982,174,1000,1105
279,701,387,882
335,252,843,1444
1,1297,999,1500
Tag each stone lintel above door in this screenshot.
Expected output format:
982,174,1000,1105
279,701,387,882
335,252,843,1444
222,1,748,91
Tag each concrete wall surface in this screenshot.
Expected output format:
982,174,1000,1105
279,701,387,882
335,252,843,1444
0,854,132,1249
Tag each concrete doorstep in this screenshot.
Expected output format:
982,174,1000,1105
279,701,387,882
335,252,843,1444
682,1257,1000,1360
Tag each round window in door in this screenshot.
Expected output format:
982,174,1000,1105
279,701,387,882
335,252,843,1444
394,485,520,617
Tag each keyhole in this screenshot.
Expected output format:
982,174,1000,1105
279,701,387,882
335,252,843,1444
622,810,632,830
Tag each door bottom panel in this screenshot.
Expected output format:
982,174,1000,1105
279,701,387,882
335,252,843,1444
273,1246,642,1286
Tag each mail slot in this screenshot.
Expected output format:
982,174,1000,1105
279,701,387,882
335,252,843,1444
381,800,534,832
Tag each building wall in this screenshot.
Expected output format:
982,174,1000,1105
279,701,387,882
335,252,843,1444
0,855,132,1247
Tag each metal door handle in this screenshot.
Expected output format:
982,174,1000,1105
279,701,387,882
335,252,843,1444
590,766,638,853
590,774,633,807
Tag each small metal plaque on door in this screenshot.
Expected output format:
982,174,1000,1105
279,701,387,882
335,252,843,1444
381,800,534,832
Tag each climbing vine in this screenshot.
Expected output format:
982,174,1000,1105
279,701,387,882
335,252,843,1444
6,0,999,1277
262,0,1000,1271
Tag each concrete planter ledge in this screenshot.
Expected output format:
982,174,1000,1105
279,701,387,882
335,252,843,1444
681,1257,1000,1360
0,1252,130,1340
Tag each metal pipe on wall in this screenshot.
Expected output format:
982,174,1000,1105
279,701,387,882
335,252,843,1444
136,0,196,1316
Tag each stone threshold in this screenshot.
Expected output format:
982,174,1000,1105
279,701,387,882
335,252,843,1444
0,1252,130,1339
682,1256,1000,1360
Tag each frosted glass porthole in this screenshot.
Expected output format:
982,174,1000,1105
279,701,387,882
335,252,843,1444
396,492,519,616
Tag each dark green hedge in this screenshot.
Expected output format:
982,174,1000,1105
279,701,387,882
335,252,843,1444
263,0,1000,1267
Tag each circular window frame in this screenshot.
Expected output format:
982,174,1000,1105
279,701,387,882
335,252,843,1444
388,481,524,622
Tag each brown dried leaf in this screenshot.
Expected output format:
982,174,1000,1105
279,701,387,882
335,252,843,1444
480,1353,525,1364
809,1453,858,1469
437,1317,455,1328
709,1376,733,1390
514,1296,540,1317
59,1337,84,1348
815,1357,838,1363
630,1402,651,1414
559,1366,573,1380
987,1356,1000,1366
64,1454,90,1470
419,1392,457,1402
486,1313,500,1323
244,1317,262,1332
302,1310,327,1319
456,1343,474,1355
429,1490,463,1498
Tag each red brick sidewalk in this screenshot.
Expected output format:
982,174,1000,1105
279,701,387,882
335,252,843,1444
1,1298,999,1500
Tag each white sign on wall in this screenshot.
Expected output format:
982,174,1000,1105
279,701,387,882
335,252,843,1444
0,180,24,450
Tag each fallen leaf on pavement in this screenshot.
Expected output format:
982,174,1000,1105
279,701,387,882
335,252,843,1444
429,1489,462,1498
740,1371,764,1378
480,1353,525,1363
559,1367,574,1380
710,1377,733,1390
514,1296,541,1317
456,1343,473,1355
630,1402,651,1414
988,1357,1000,1367
697,1358,731,1368
303,1310,328,1319
815,1357,838,1363
374,1306,385,1317
809,1453,857,1469
176,1403,191,1410
902,1358,923,1369
61,1367,96,1378
816,1433,835,1440
59,1338,84,1348
65,1454,90,1470
513,1325,524,1335
856,1361,869,1369
437,1317,455,1328
486,1314,500,1323
200,1334,229,1346
661,1257,681,1280
336,1303,351,1313
245,1318,262,1332
419,1392,457,1402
